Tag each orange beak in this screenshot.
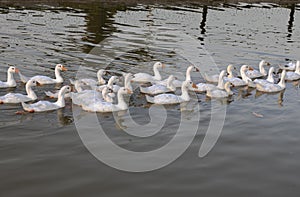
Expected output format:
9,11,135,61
192,83,197,88
15,68,19,73
249,67,254,71
61,66,68,71
162,64,166,69
127,89,133,94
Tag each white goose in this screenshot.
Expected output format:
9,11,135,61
224,65,247,87
284,61,300,81
279,61,299,71
206,82,233,98
154,65,199,87
70,69,106,87
132,62,165,83
81,87,132,113
140,75,176,95
146,80,197,104
0,79,39,104
254,67,275,85
21,85,71,112
246,60,270,79
0,66,19,88
193,70,227,92
19,64,67,84
256,70,286,93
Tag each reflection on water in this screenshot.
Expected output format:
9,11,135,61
1,1,300,197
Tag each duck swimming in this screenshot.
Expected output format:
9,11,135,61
132,62,165,83
0,66,19,88
0,79,39,104
19,64,67,84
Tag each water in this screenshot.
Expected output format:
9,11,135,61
1,1,300,196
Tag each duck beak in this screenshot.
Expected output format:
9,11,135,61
266,62,271,66
127,89,133,94
70,86,75,92
249,66,254,71
36,82,41,86
15,68,19,73
192,83,197,88
162,64,166,69
174,77,178,80
61,66,68,71
195,66,200,72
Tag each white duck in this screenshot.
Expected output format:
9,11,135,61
19,64,67,84
81,87,132,113
224,65,247,87
0,66,19,88
70,69,106,87
132,62,165,83
154,65,199,87
0,79,39,104
145,80,197,104
140,75,176,95
21,85,71,112
206,82,233,98
256,70,286,93
284,61,300,81
193,70,227,92
279,61,299,71
253,67,275,85
246,60,270,79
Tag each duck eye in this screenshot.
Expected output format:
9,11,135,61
12,68,15,70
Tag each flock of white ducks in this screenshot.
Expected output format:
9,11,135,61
0,60,299,113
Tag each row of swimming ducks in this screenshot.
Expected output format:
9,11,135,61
0,60,299,113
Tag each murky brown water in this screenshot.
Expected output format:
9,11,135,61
1,1,300,196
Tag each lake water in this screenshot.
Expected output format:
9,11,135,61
1,1,300,196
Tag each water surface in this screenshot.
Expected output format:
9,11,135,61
1,1,300,196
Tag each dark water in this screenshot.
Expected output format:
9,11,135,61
1,1,300,196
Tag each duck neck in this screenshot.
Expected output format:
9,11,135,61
267,69,274,82
185,66,192,81
217,73,225,89
225,85,233,95
153,65,162,81
227,67,234,78
259,62,267,75
295,61,300,75
241,68,251,83
116,91,127,110
25,84,37,100
56,90,66,107
278,74,286,88
55,68,63,83
180,85,190,101
98,71,106,84
7,71,16,86
107,78,115,88
124,76,132,91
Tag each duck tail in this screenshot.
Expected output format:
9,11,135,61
145,95,155,103
18,71,30,83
